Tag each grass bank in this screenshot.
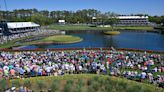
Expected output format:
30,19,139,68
47,24,154,31
9,74,164,92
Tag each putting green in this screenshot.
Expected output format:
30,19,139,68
44,35,82,43
36,35,83,44
104,31,120,35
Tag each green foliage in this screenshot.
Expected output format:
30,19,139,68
126,84,141,92
23,79,31,88
92,76,99,81
0,78,7,91
91,81,100,91
51,80,60,92
63,79,74,92
87,79,92,86
117,80,127,90
36,80,45,91
1,8,163,26
149,16,164,24
9,74,164,92
64,79,74,92
31,13,53,26
78,79,85,86
88,85,97,92
104,78,113,92
12,80,20,88
74,79,85,92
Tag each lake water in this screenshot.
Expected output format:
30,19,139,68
18,30,164,51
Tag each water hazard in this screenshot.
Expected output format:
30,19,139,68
18,30,164,51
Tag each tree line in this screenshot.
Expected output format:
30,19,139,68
0,8,164,26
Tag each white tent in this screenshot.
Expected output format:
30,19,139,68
7,22,40,29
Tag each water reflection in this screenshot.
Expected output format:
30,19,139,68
104,35,118,48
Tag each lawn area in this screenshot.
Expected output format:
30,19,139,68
8,74,164,92
47,24,154,31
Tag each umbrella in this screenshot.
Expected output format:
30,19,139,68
3,66,9,70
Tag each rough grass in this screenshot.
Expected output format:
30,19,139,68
9,74,164,92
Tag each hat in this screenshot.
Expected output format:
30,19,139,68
11,87,16,91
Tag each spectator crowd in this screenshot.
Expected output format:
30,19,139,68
0,49,164,88
0,29,60,44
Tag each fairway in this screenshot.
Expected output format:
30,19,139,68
48,24,154,31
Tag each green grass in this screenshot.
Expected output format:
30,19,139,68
116,26,154,31
21,35,83,45
48,24,111,31
9,74,164,92
42,35,82,43
48,24,154,31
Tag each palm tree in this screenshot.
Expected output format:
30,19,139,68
105,12,119,31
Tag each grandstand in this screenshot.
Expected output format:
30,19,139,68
0,21,40,36
117,16,150,26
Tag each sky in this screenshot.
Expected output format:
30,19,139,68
0,0,164,16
